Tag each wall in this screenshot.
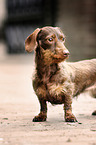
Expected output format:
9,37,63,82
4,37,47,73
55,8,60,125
56,0,96,61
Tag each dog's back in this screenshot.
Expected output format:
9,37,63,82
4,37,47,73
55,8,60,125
66,59,96,96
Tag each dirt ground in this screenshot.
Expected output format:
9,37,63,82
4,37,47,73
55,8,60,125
0,42,96,145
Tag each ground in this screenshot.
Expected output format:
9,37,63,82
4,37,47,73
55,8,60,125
0,43,96,145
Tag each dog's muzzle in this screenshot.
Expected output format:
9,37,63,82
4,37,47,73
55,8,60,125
63,50,70,57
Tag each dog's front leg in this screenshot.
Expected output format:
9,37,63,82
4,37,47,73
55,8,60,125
33,99,47,122
64,95,77,122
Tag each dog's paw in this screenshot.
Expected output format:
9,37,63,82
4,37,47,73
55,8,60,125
33,112,47,122
92,110,96,115
65,114,77,122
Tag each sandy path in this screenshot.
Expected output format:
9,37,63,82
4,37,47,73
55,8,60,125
0,43,96,145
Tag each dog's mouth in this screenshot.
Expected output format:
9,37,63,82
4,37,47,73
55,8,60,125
53,48,70,62
64,52,70,58
53,53,69,63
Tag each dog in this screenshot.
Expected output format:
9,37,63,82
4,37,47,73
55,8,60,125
25,26,96,122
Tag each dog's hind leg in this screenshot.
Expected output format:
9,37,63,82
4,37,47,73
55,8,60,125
92,110,96,115
87,85,96,115
91,88,96,115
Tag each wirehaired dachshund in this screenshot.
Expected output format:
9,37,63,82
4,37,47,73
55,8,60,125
25,26,96,122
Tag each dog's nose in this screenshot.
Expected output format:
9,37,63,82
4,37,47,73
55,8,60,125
63,50,70,57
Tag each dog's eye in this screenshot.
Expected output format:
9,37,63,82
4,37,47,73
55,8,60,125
61,37,65,41
48,38,53,42
62,37,65,41
60,36,65,42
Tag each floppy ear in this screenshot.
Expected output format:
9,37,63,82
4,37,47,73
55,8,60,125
25,28,40,52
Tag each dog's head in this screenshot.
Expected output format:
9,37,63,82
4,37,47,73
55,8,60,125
25,26,69,64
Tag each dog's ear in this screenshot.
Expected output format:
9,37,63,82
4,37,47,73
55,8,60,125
25,28,40,52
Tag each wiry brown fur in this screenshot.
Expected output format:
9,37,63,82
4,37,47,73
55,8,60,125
25,26,96,122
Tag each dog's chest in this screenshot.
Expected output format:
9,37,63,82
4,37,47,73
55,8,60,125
42,80,65,104
33,64,73,104
34,72,70,104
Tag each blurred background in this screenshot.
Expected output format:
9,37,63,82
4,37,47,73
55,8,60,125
0,2,96,140
0,0,96,61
